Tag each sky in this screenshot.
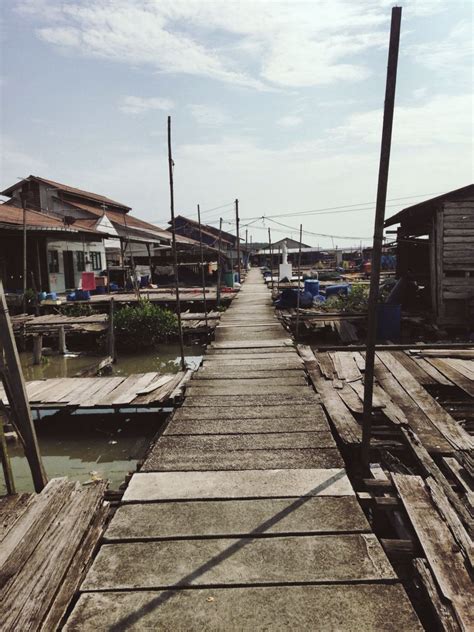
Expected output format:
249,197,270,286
1,0,472,248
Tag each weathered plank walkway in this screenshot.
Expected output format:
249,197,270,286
0,371,190,410
65,268,421,630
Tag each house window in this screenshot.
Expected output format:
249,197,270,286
90,251,102,271
48,250,59,273
76,250,85,272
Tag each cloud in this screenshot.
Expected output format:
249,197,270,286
17,0,397,90
330,93,473,147
119,96,174,115
277,115,303,128
188,104,229,128
406,20,473,71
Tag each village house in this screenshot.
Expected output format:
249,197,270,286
0,175,174,292
385,184,474,326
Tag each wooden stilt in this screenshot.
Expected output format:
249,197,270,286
58,326,67,355
0,280,47,492
108,297,116,362
0,407,15,494
33,334,43,365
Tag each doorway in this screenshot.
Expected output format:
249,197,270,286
63,251,75,290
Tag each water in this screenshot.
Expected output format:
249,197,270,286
2,412,162,494
19,343,203,379
2,344,204,494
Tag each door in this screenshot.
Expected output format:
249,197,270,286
63,251,75,289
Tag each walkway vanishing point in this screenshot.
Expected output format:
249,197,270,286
66,269,422,630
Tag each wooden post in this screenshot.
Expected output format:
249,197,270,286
21,192,27,314
216,217,223,308
277,247,281,294
33,334,43,365
0,280,47,492
197,204,209,333
245,229,248,272
0,408,15,495
268,228,274,292
146,242,153,286
58,326,67,355
362,6,402,472
167,116,186,371
36,239,42,291
108,297,116,362
235,199,241,283
296,224,303,339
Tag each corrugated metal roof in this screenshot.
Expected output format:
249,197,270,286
0,203,101,234
1,175,131,210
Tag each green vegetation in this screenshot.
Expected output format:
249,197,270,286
114,300,178,351
322,284,369,313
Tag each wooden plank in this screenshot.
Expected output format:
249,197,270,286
298,346,362,445
413,559,460,632
1,481,107,631
412,356,453,386
0,494,33,542
377,352,472,451
393,474,473,631
78,377,125,407
427,358,474,398
389,351,434,385
329,352,362,382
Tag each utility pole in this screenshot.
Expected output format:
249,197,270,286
245,228,248,271
21,192,27,314
167,116,186,371
362,6,402,472
296,224,303,339
268,228,274,291
216,217,223,308
197,204,208,333
235,199,241,283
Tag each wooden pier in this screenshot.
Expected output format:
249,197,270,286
65,268,422,630
0,371,191,411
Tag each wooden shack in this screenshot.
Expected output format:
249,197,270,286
385,185,474,326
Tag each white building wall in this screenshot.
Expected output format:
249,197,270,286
47,238,107,293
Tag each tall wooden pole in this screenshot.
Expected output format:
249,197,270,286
216,217,223,308
268,228,274,291
167,116,186,371
21,192,27,314
362,6,402,471
0,280,47,491
245,229,248,271
235,199,241,283
296,224,303,339
197,204,208,332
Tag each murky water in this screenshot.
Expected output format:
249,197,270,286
2,345,204,494
19,343,204,380
2,412,164,494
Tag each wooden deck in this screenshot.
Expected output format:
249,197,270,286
0,479,108,631
0,371,191,410
301,347,473,454
65,268,421,630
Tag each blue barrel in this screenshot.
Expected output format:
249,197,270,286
325,283,349,298
304,279,320,296
376,303,401,341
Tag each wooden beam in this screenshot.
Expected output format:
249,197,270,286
0,280,47,492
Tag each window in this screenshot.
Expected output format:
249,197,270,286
48,250,59,273
90,251,102,271
76,250,85,272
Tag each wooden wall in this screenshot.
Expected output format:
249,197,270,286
437,200,474,325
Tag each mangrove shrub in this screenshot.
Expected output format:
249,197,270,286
114,301,178,351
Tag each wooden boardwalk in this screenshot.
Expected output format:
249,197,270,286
0,371,190,410
65,269,421,630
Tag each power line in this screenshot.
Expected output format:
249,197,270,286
239,190,444,222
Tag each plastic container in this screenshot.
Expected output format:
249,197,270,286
46,292,57,301
376,303,401,341
233,272,240,284
38,291,47,302
223,272,234,288
325,283,350,298
304,279,320,296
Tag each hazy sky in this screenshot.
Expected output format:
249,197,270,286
1,0,472,247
